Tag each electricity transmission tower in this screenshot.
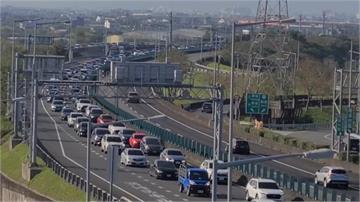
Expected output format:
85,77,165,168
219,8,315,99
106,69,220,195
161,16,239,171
246,0,296,96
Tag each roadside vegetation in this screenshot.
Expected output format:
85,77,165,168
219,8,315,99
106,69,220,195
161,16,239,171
0,118,85,201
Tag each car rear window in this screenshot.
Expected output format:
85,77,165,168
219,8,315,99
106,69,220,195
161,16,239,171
128,150,143,156
259,182,279,189
102,115,112,120
80,100,91,104
332,169,346,174
96,129,109,135
63,109,73,113
167,150,183,156
112,122,125,127
91,109,103,114
129,92,138,96
53,101,63,105
134,134,145,139
157,161,176,169
72,113,82,118
107,136,122,142
122,129,135,135
145,138,160,145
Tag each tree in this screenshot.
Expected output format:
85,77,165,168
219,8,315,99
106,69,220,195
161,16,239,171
296,58,331,112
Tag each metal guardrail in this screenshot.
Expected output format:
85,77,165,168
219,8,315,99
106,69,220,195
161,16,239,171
264,123,332,130
93,95,357,202
36,143,120,202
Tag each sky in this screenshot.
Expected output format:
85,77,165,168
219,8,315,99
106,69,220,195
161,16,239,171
1,0,360,17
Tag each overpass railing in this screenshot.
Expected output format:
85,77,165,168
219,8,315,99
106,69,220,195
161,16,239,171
93,95,357,202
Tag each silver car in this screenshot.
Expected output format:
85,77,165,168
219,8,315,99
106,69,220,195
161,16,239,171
120,148,149,167
160,148,185,167
315,166,349,188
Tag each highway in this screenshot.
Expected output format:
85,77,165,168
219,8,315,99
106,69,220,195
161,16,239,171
37,99,251,201
97,86,360,200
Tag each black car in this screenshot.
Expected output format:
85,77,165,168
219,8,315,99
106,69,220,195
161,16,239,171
61,108,74,121
78,122,90,137
149,160,178,180
232,139,250,154
140,136,164,155
201,102,213,113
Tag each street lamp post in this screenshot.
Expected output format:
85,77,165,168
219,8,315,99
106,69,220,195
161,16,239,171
227,22,235,201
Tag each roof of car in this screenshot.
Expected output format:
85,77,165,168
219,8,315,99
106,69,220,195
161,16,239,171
104,134,120,138
252,178,277,183
323,166,345,170
165,148,181,152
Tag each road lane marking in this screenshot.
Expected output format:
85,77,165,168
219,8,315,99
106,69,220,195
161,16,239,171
165,190,171,193
40,99,145,202
173,194,180,197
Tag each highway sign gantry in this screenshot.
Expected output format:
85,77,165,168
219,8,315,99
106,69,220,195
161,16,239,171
245,93,269,115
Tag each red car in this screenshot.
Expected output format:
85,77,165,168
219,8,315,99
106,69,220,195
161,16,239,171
96,114,113,124
129,132,146,148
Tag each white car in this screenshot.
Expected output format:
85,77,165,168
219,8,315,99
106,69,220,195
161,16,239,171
160,148,185,167
120,148,149,167
51,100,64,112
245,178,284,202
85,105,100,116
108,121,126,135
315,166,349,188
67,112,83,127
200,159,228,184
76,99,91,111
101,135,125,154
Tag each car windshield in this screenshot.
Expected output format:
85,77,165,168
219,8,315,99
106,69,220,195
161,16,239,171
258,182,279,189
53,101,63,105
189,171,208,181
237,141,248,146
167,150,183,156
96,129,109,135
107,136,122,142
129,92,138,96
157,161,176,169
128,150,143,156
203,103,212,107
80,122,88,127
112,122,125,127
332,169,346,174
134,134,145,139
145,138,160,145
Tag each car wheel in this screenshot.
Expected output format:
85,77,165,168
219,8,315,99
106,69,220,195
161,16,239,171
104,150,107,154
245,191,251,201
186,187,191,196
101,149,104,152
255,194,259,199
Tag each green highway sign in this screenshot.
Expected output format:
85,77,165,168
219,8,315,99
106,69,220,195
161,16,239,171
245,93,269,115
336,108,355,136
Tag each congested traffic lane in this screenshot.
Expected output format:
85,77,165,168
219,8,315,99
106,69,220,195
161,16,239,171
38,99,247,201
96,86,359,199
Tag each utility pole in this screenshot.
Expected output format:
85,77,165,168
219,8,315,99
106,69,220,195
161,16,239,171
10,21,16,120
86,122,91,202
227,22,235,201
169,11,173,49
200,36,203,63
346,41,353,162
6,72,11,118
13,53,20,138
31,79,38,165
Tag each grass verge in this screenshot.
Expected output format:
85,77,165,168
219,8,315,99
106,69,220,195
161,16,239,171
0,136,85,201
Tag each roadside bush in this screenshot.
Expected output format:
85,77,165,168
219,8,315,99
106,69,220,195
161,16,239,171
272,135,280,142
284,137,293,145
258,131,265,137
301,142,309,150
